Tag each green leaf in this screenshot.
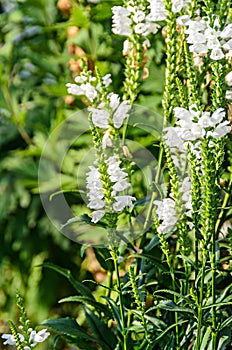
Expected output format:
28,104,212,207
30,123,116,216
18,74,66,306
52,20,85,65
42,317,97,343
149,319,188,346
59,295,111,317
130,253,168,271
147,300,194,314
220,315,232,330
200,326,211,350
64,335,98,350
102,296,122,331
93,247,114,271
70,7,89,28
60,214,107,230
40,262,94,299
83,305,117,350
153,289,195,307
217,328,231,350
202,302,232,310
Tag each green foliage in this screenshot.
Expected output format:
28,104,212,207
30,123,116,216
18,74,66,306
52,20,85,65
1,0,232,349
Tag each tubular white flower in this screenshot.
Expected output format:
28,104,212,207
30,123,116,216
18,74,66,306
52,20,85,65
113,179,131,192
89,107,109,129
173,106,230,141
113,195,136,211
172,0,191,13
154,198,178,234
225,71,232,86
226,90,232,100
2,333,24,346
102,74,112,87
91,210,105,223
147,0,166,21
207,121,231,138
113,100,131,128
108,93,120,110
183,16,232,60
29,329,50,347
102,129,113,149
66,75,98,102
112,2,160,38
112,6,132,36
86,166,105,211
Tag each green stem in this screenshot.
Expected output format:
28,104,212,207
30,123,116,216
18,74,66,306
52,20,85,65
195,254,207,350
211,230,217,350
111,247,128,350
159,235,180,349
215,175,232,235
142,145,164,235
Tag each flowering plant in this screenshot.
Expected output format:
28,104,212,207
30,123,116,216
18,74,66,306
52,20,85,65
3,0,232,349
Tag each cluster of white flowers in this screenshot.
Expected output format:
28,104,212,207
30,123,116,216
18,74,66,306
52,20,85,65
66,72,131,134
160,104,231,234
172,105,231,141
88,96,131,130
66,74,98,102
2,328,50,349
66,70,135,224
148,0,190,21
154,198,178,234
154,177,193,234
179,16,232,60
112,0,191,37
112,4,160,38
180,176,192,214
86,156,135,223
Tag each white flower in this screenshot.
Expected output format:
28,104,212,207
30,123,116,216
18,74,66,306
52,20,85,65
207,121,231,138
112,6,132,36
123,39,131,55
173,106,229,141
132,10,146,23
184,17,232,61
102,129,113,149
66,83,83,95
102,74,112,87
91,210,105,223
211,108,225,125
86,166,105,209
66,81,98,102
74,75,88,84
112,3,160,38
113,178,131,192
154,198,178,234
225,71,232,86
164,127,185,151
113,100,131,128
108,93,120,110
2,333,24,346
82,83,98,101
177,15,190,26
88,198,105,210
107,156,128,182
221,24,232,38
113,195,135,211
210,48,224,60
147,0,166,21
89,107,109,129
29,329,50,347
226,90,232,99
172,0,191,13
